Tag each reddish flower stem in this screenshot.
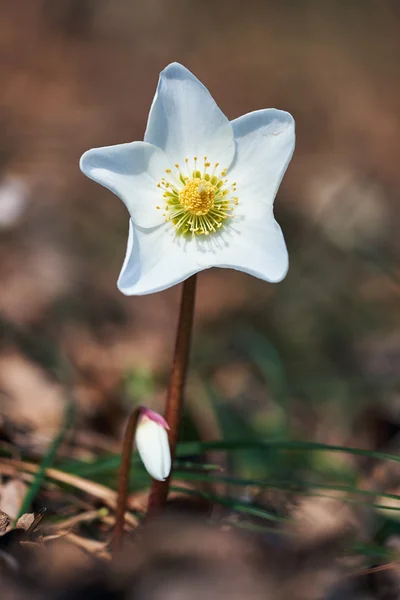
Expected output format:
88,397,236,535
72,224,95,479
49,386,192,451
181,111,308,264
146,274,197,517
112,406,142,556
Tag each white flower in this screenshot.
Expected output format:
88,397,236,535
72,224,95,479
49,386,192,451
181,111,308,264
135,408,171,481
80,63,295,295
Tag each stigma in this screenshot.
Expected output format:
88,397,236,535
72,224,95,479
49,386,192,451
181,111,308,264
157,157,238,236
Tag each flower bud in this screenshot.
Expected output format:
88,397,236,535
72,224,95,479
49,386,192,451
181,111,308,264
135,408,171,481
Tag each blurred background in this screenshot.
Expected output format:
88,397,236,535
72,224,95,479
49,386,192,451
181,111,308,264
1,1,400,595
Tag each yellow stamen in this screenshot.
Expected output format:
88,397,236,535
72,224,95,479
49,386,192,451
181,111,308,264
156,157,238,237
179,178,216,215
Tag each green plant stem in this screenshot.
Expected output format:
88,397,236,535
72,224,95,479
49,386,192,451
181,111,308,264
112,406,141,556
17,401,74,521
146,274,197,517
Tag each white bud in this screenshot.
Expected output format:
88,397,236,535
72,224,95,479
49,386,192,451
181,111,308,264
135,410,171,481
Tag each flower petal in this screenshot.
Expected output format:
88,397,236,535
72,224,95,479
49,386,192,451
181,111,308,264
144,62,235,169
229,109,295,209
118,220,204,295
135,419,171,481
193,109,293,282
80,141,169,228
196,205,288,283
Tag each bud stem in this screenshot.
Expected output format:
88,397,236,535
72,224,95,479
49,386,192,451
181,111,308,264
146,274,197,517
112,405,142,556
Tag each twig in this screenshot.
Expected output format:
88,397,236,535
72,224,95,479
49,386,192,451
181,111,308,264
0,459,138,526
355,563,399,576
46,531,111,560
51,508,109,532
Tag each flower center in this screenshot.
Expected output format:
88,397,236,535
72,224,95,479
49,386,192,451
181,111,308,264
157,157,238,237
179,178,216,215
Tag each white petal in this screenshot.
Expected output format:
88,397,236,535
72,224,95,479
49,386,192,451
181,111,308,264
194,109,294,282
196,206,289,283
80,142,169,228
229,109,295,210
135,420,171,481
144,62,235,169
118,220,205,295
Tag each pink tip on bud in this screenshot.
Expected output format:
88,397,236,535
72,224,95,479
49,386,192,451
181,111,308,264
139,407,170,430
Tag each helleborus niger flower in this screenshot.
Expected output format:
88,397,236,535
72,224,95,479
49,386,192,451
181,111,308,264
135,408,171,481
80,63,295,295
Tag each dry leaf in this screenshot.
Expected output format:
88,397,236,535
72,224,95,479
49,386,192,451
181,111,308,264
0,509,11,533
16,513,35,532
0,479,27,521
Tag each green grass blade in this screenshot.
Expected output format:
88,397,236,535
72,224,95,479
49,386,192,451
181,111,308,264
171,472,400,505
174,439,400,464
56,439,400,483
17,401,75,520
170,485,286,523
